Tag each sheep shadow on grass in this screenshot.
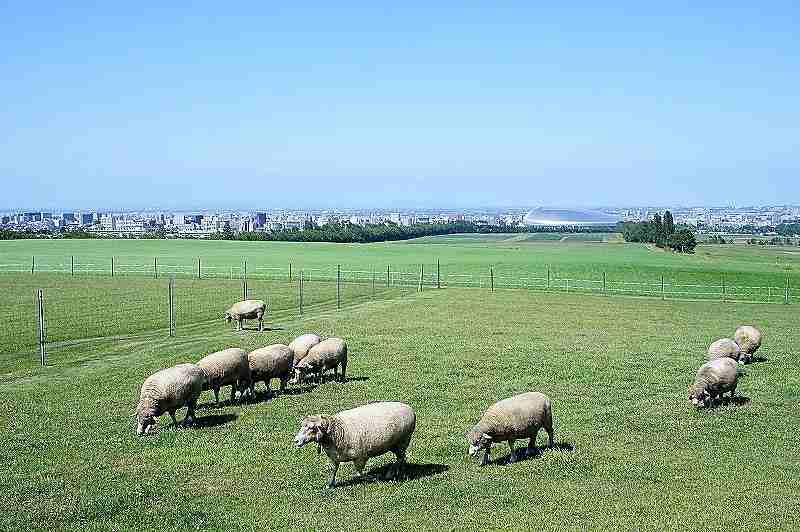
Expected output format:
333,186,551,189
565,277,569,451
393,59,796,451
191,412,238,429
494,442,575,466
336,462,449,488
706,395,750,409
243,385,318,405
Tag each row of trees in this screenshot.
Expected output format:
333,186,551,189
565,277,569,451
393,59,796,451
620,210,697,252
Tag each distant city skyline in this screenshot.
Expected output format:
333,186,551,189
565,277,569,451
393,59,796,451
2,5,799,208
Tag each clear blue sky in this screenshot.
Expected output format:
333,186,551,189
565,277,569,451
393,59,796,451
1,3,798,210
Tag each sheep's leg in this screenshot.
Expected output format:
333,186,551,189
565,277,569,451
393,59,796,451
391,447,407,480
258,316,263,332
169,410,178,427
328,462,340,489
279,378,287,393
265,378,271,396
481,445,491,466
230,383,238,404
546,426,554,448
340,359,347,382
353,458,367,478
527,428,540,457
333,365,338,382
213,387,220,406
508,439,517,463
184,400,197,426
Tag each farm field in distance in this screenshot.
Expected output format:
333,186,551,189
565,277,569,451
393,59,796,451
1,287,799,531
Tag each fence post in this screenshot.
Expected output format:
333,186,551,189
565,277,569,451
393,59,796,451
437,259,441,289
661,275,665,300
154,257,158,279
372,267,375,298
31,255,35,274
168,278,175,337
418,265,424,292
289,263,292,282
787,276,791,304
337,264,341,309
243,260,247,281
197,258,201,279
71,256,74,276
37,289,46,366
242,279,247,301
299,272,304,315
603,271,606,294
547,266,550,290
387,265,390,288
490,267,494,292
111,256,114,277
722,274,725,302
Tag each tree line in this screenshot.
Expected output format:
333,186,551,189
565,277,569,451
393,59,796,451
620,210,697,252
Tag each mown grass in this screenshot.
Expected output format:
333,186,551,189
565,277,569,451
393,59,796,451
1,288,798,531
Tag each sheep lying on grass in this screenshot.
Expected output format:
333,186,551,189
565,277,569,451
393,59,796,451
293,337,347,385
289,333,322,365
197,348,250,405
707,338,742,363
294,401,416,488
467,392,554,466
224,300,267,332
734,325,763,364
136,364,204,435
244,344,294,398
689,357,739,408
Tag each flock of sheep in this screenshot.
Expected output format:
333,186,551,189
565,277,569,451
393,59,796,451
136,299,764,488
689,325,763,407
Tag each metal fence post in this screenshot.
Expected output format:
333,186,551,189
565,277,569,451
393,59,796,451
71,256,74,276
418,264,424,292
387,265,390,288
197,258,201,279
299,272,304,315
547,266,550,290
372,267,375,298
787,276,791,304
437,259,441,289
31,255,35,274
242,279,247,301
111,257,114,277
661,275,665,300
168,278,175,337
337,264,341,309
603,271,606,294
289,263,292,282
37,289,46,365
490,267,494,292
154,257,158,279
243,260,247,281
722,274,725,301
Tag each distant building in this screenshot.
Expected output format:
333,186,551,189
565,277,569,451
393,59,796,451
254,212,266,228
80,212,96,226
62,212,76,224
523,208,619,227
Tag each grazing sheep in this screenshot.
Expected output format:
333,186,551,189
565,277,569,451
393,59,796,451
196,348,250,405
734,325,763,364
689,357,739,408
288,333,322,365
707,338,742,363
466,392,554,466
244,344,294,398
294,401,416,488
136,364,204,436
224,300,267,332
293,337,347,385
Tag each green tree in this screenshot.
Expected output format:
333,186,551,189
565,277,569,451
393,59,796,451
667,229,697,253
651,213,664,246
663,210,675,237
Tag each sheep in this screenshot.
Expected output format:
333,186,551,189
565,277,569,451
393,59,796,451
294,401,416,488
244,344,294,398
466,392,554,466
707,338,742,363
288,333,322,365
293,337,347,385
734,325,763,364
224,299,267,332
136,363,204,436
689,357,739,408
196,348,250,405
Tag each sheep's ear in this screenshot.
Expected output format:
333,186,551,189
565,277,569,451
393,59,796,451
481,433,492,441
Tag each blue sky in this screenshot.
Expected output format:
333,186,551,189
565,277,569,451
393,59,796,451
1,3,798,210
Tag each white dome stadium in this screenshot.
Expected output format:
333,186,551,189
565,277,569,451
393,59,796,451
523,207,619,227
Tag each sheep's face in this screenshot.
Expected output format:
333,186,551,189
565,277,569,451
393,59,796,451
224,313,232,324
293,365,310,383
136,410,156,436
688,387,710,408
466,430,492,456
294,416,327,448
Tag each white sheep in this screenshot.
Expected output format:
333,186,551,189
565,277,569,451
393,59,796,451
244,344,294,398
466,392,554,465
196,348,250,405
224,300,267,332
136,364,204,435
734,325,763,364
294,401,416,488
288,333,322,365
689,358,739,408
293,337,347,385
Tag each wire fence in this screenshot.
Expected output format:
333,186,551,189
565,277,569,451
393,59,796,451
0,257,796,371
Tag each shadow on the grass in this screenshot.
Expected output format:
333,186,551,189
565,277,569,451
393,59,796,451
242,385,317,405
748,356,768,363
192,413,237,429
707,395,750,408
336,462,449,487
494,442,575,466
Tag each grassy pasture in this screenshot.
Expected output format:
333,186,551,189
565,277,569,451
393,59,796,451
1,288,798,531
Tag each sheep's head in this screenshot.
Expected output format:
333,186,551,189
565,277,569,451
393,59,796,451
688,385,710,408
224,312,233,324
466,430,492,456
294,415,330,448
292,363,311,383
136,405,157,436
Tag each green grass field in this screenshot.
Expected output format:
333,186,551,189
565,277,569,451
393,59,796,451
1,287,798,531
